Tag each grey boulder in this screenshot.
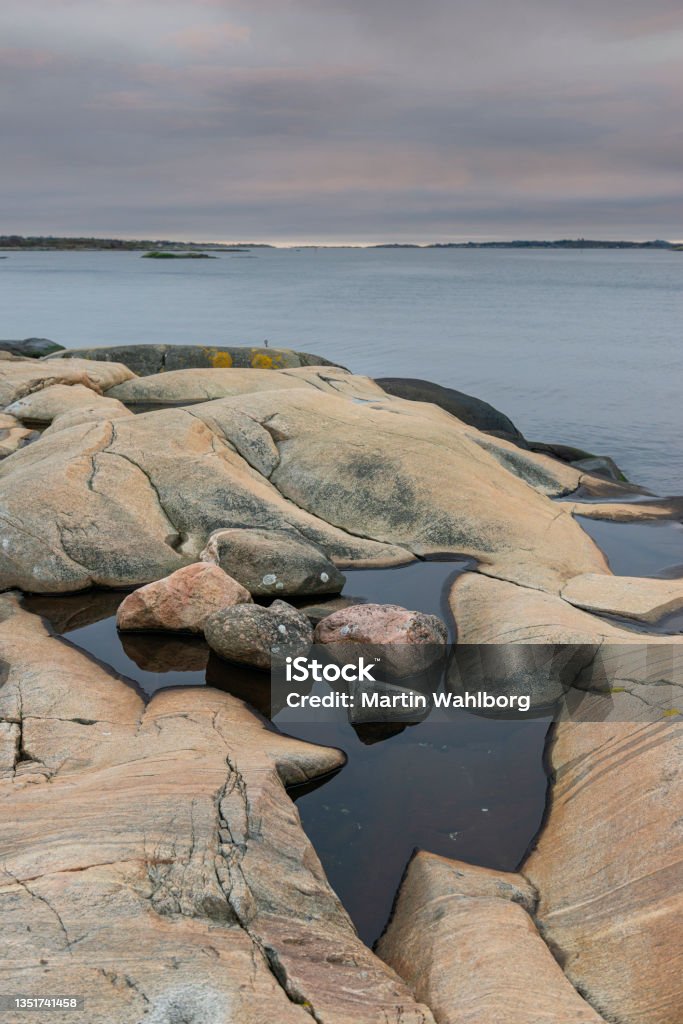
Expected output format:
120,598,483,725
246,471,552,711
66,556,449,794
201,527,345,596
375,376,525,444
47,343,342,375
0,337,64,358
204,599,313,670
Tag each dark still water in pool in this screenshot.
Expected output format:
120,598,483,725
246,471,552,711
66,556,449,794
2,247,682,493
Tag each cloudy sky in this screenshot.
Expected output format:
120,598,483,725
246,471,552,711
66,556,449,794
1,0,681,243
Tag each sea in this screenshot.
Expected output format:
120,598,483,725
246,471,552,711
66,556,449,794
1,245,681,493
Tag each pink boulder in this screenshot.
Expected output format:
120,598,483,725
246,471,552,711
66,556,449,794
314,602,447,677
116,562,251,634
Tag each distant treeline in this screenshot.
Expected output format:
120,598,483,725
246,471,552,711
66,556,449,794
0,235,678,251
376,239,676,249
0,236,271,251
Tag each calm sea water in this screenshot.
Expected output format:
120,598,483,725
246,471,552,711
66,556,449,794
1,247,681,492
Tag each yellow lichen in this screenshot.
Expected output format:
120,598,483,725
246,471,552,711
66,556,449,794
251,352,275,369
662,708,680,717
211,350,233,368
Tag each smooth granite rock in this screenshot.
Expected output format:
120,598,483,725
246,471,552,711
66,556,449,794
375,377,526,444
0,338,63,358
0,413,36,459
524,712,683,1024
0,356,135,407
204,599,313,670
48,343,342,375
116,562,251,633
377,852,606,1024
6,383,130,424
450,572,683,649
567,496,683,523
201,527,345,596
106,364,384,405
0,376,609,593
44,404,135,435
0,594,433,1023
570,454,626,482
561,572,683,623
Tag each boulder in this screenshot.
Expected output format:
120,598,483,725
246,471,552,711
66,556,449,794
314,603,447,678
0,413,36,459
377,853,606,1024
0,356,135,408
570,454,626,482
0,594,433,1023
375,376,525,443
116,562,251,633
204,599,313,670
0,338,63,358
201,527,345,597
48,343,342,375
561,572,683,624
0,380,610,595
6,383,130,424
106,364,384,405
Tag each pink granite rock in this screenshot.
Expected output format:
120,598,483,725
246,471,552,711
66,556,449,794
116,562,251,633
314,602,447,677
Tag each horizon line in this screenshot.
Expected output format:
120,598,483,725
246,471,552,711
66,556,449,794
1,233,681,249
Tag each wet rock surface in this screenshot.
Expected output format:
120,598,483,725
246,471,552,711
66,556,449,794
116,562,251,633
201,526,346,596
0,594,434,1024
205,599,313,670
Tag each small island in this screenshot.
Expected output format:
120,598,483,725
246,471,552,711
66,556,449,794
142,250,217,259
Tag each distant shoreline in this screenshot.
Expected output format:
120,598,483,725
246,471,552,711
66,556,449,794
0,235,680,252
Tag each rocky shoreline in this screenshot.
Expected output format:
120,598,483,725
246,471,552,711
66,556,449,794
0,342,681,1023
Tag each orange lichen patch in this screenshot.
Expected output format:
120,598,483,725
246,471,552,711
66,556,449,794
251,352,275,369
210,350,234,368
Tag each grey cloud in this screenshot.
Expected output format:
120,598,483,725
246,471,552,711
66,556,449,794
1,0,681,241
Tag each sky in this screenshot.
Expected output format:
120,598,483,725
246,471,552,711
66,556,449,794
1,0,682,244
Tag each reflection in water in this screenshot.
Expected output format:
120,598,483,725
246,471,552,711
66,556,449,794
285,717,550,945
